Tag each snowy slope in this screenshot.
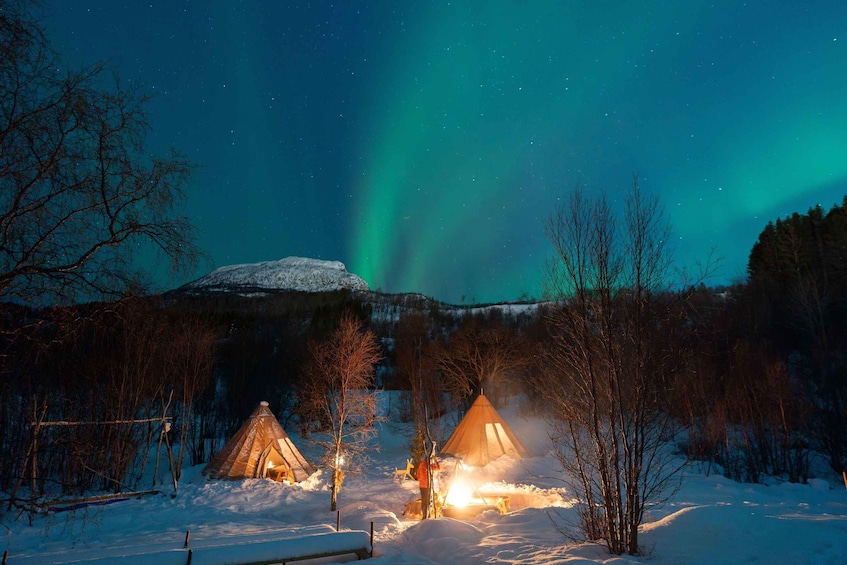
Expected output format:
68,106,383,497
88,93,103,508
180,257,370,294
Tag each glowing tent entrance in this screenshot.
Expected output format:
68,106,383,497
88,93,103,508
203,401,315,483
441,393,528,466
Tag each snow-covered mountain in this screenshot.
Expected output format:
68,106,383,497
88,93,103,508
179,257,370,295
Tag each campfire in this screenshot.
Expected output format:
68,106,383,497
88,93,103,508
441,467,509,519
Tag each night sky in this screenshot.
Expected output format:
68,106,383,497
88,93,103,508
46,1,847,304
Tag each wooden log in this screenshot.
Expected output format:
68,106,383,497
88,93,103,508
31,417,172,427
42,490,160,511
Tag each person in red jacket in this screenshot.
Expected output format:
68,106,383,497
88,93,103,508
417,456,440,519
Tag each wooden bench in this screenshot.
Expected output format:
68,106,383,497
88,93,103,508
196,531,372,564
31,529,372,564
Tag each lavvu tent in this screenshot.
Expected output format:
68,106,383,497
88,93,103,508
203,401,315,482
441,393,529,466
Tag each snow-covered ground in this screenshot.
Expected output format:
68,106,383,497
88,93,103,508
4,394,847,564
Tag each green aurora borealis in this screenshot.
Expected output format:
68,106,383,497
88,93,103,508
48,1,847,303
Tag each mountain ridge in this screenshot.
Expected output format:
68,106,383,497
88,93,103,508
178,256,370,295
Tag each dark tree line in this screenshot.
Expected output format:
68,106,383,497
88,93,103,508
658,199,847,487
743,198,847,474
0,299,216,506
747,197,847,353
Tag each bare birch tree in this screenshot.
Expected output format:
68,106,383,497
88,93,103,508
0,1,201,306
436,317,528,409
299,312,383,511
536,179,696,555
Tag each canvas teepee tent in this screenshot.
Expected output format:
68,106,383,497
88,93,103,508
203,401,315,482
441,393,528,466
